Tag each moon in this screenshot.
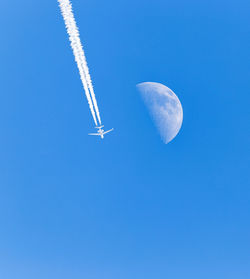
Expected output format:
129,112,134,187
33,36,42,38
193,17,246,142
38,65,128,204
136,82,183,144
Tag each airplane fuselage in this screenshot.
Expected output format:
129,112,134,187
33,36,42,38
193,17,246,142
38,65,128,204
97,128,105,139
98,129,104,137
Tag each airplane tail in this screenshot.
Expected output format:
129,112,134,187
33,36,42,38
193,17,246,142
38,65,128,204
95,125,104,129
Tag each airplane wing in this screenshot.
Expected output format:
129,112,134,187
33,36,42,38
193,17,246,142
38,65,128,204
88,133,100,136
103,128,114,135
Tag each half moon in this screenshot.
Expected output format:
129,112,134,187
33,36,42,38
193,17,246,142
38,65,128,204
137,82,183,144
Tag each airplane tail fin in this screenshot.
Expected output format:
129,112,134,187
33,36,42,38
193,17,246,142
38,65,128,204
95,125,104,129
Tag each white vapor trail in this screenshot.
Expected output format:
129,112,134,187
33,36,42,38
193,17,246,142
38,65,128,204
58,0,102,126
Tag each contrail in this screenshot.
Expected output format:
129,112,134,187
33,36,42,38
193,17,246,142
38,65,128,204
58,0,101,126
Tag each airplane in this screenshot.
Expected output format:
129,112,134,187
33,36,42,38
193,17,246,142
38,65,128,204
88,125,114,139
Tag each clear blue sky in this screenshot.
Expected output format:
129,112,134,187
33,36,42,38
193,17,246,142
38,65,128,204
0,0,249,278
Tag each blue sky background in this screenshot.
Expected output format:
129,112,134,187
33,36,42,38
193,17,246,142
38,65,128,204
0,0,249,278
